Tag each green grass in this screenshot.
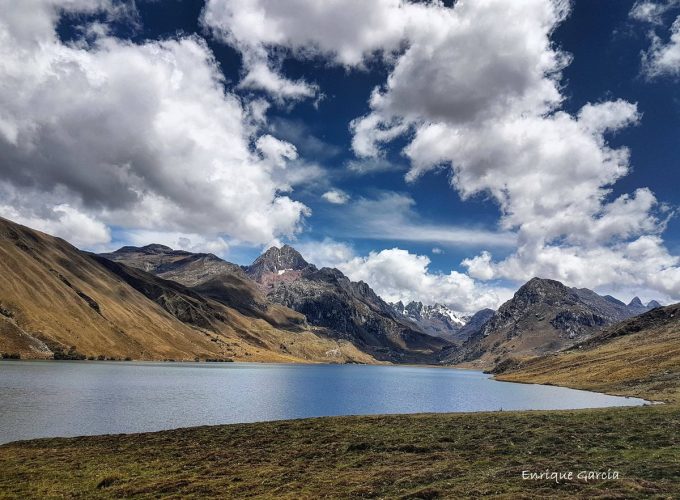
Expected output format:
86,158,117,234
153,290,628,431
1,404,678,499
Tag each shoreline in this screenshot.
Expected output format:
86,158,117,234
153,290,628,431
2,404,677,498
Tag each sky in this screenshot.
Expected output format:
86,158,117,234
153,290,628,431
1,0,680,312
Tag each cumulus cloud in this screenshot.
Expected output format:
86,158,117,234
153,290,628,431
0,0,310,249
202,0,413,102
296,238,356,269
337,248,513,313
296,240,511,313
321,189,350,205
0,200,110,249
202,0,680,300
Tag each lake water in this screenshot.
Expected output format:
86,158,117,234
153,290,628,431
0,360,647,444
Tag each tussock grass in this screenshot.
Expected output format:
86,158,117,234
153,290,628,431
1,405,678,499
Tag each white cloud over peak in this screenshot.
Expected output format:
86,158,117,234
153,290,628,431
0,201,110,249
338,248,512,314
120,229,230,256
296,240,512,313
202,0,680,300
296,238,355,269
0,0,311,249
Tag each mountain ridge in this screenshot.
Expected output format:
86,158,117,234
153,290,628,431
0,217,374,363
451,277,661,369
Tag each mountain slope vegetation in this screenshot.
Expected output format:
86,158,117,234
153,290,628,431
0,217,373,363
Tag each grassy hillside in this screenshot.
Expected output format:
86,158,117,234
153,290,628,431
0,405,677,499
495,302,680,404
0,217,374,364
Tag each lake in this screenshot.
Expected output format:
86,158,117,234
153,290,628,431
0,360,647,444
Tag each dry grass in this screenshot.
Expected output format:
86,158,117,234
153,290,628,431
0,217,374,365
1,405,678,499
496,313,680,404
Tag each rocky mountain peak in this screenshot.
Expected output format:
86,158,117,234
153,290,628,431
647,299,662,309
245,244,314,283
510,277,572,308
628,296,644,308
254,245,309,271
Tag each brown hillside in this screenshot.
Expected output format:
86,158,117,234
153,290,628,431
0,217,374,364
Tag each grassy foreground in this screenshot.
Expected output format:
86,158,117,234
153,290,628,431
1,404,678,499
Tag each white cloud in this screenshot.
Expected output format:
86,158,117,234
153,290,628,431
630,0,680,25
121,229,230,256
296,239,511,313
432,248,443,255
202,0,413,102
296,238,355,269
337,248,512,314
202,0,680,300
629,1,680,76
346,157,403,175
0,202,110,249
238,59,318,102
321,189,350,205
643,15,680,77
0,0,310,248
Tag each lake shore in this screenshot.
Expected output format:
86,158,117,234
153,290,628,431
1,359,678,498
1,404,678,499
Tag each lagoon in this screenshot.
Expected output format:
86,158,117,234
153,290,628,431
0,360,647,444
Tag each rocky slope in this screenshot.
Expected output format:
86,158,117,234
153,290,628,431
0,217,373,363
101,245,306,331
495,301,680,403
452,277,659,369
244,246,450,362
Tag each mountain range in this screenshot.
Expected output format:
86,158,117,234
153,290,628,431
102,243,448,362
448,277,661,368
0,217,667,369
390,301,468,341
0,217,373,363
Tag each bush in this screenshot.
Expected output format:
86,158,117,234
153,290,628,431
53,347,86,360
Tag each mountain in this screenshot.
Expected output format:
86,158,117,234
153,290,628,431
452,277,659,369
244,246,450,362
455,308,495,340
495,301,680,403
0,217,373,363
100,245,306,331
102,242,449,363
390,301,470,341
647,299,662,309
246,245,311,282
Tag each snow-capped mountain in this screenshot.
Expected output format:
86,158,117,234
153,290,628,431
390,301,472,341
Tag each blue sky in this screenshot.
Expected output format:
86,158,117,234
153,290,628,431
2,0,680,311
